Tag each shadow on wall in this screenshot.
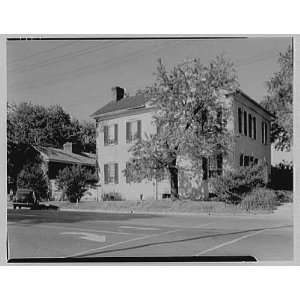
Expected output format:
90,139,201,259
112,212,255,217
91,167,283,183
271,163,293,190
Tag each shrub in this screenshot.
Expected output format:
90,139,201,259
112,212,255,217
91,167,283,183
56,165,95,203
275,190,293,203
240,188,278,212
17,163,48,200
101,192,124,201
210,162,266,204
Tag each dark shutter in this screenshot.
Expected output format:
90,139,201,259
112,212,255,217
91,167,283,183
137,120,141,140
104,125,108,145
114,163,119,184
253,117,256,139
104,164,108,184
265,123,268,145
240,154,244,167
238,108,242,134
217,154,223,175
244,111,247,136
126,122,131,143
114,124,118,144
261,121,264,144
248,114,252,138
244,156,249,167
202,157,208,180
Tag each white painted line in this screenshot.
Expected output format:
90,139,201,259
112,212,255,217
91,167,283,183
119,226,160,231
61,232,106,243
69,229,181,258
196,229,266,255
37,224,141,236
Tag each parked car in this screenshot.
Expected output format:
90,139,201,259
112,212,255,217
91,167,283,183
13,188,39,209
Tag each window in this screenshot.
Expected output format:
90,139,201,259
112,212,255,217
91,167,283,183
104,124,118,145
126,120,141,143
253,117,256,139
208,154,223,177
238,108,242,134
240,154,244,166
261,121,268,145
243,111,247,136
202,157,208,180
250,156,254,165
248,113,252,138
254,158,258,165
104,163,119,184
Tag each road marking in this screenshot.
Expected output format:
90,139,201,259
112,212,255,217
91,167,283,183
119,226,160,231
196,229,266,255
69,229,181,258
61,232,106,243
37,224,141,236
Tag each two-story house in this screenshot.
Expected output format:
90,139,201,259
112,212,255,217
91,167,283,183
91,86,273,201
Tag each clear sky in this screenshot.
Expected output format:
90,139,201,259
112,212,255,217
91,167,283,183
6,37,292,163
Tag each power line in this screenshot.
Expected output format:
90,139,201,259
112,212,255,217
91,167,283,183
9,40,180,92
8,41,122,73
7,41,78,66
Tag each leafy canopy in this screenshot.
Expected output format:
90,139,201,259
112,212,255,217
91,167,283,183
125,56,239,188
261,45,293,151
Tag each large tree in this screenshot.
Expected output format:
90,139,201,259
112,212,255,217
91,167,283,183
124,57,239,199
7,102,96,189
261,45,293,151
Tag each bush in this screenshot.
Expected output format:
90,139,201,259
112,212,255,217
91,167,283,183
210,162,266,204
17,163,48,200
240,188,278,212
101,192,124,201
275,190,293,203
56,165,95,203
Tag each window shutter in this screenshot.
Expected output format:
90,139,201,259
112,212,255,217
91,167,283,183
114,163,119,184
248,114,252,138
104,164,108,184
114,124,118,144
104,125,108,145
265,123,268,145
243,111,247,136
238,108,242,134
240,154,244,167
137,120,141,140
217,154,223,175
261,122,264,144
253,117,256,139
126,122,131,143
202,157,208,180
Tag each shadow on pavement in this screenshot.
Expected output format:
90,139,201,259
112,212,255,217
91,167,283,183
7,208,161,225
70,225,292,258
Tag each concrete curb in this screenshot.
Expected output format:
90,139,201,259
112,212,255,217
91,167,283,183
58,207,279,218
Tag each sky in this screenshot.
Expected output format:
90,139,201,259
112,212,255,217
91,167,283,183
6,37,292,163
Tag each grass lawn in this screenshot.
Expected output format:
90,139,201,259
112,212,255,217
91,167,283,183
48,198,281,215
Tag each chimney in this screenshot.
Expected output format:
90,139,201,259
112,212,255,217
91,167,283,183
111,86,125,102
63,142,73,153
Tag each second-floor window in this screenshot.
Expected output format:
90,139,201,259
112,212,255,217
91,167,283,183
261,121,268,145
126,120,141,143
104,124,118,145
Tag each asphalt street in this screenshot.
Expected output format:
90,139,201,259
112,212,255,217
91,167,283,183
7,205,293,262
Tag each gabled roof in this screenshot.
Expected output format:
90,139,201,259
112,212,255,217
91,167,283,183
35,146,96,166
90,89,274,119
90,94,147,118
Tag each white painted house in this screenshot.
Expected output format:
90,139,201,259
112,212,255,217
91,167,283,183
91,86,272,201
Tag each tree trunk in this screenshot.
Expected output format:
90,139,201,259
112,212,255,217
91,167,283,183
169,158,179,200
